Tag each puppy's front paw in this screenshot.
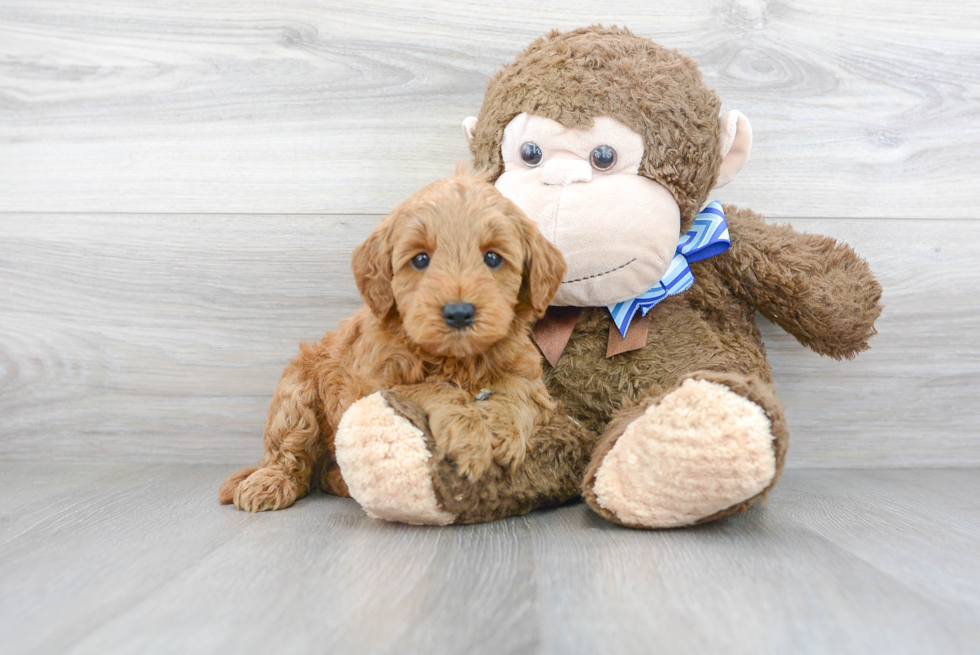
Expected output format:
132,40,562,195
233,467,300,512
491,433,527,471
453,440,494,482
430,411,494,481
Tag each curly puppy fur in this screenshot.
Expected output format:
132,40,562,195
220,169,567,512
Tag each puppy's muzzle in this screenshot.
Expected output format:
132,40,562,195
443,303,475,329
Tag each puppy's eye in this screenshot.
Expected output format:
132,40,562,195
590,145,617,171
411,253,430,270
520,142,543,167
484,251,503,269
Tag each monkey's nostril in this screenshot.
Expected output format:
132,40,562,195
443,303,476,329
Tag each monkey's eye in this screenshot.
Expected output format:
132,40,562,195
590,145,617,171
484,251,503,269
520,142,543,167
411,253,430,270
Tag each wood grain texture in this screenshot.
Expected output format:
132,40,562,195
530,472,980,654
0,464,978,655
1,214,977,466
1,0,978,217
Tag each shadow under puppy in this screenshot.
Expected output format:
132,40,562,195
220,169,596,523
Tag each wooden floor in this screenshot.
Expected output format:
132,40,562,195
3,4,980,653
1,464,978,655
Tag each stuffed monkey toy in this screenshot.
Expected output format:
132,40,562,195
326,26,882,527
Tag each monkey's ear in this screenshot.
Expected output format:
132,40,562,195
462,116,478,146
518,217,567,320
351,220,395,319
715,110,753,188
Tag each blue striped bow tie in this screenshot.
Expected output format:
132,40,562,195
607,201,731,337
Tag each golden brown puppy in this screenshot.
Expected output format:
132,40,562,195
219,168,566,512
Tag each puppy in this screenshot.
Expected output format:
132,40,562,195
219,169,566,512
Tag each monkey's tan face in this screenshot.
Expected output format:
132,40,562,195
493,113,680,307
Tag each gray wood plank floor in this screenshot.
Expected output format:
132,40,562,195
3,5,977,653
1,464,978,655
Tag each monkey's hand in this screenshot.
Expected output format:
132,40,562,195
713,204,882,360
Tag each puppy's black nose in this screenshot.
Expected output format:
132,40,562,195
443,303,475,329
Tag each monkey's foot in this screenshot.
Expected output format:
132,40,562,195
334,391,456,526
583,377,779,528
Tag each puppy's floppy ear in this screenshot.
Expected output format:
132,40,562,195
516,211,566,319
351,218,395,318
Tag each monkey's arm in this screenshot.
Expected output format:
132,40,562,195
710,204,883,360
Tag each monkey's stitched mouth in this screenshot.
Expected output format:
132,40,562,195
562,259,636,284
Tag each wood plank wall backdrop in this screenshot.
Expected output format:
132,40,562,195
1,0,978,466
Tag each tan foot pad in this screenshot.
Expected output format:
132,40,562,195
593,379,776,528
335,392,455,526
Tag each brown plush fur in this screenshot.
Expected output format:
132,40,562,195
470,25,723,229
541,205,882,439
458,26,883,526
219,170,569,511
539,210,879,524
